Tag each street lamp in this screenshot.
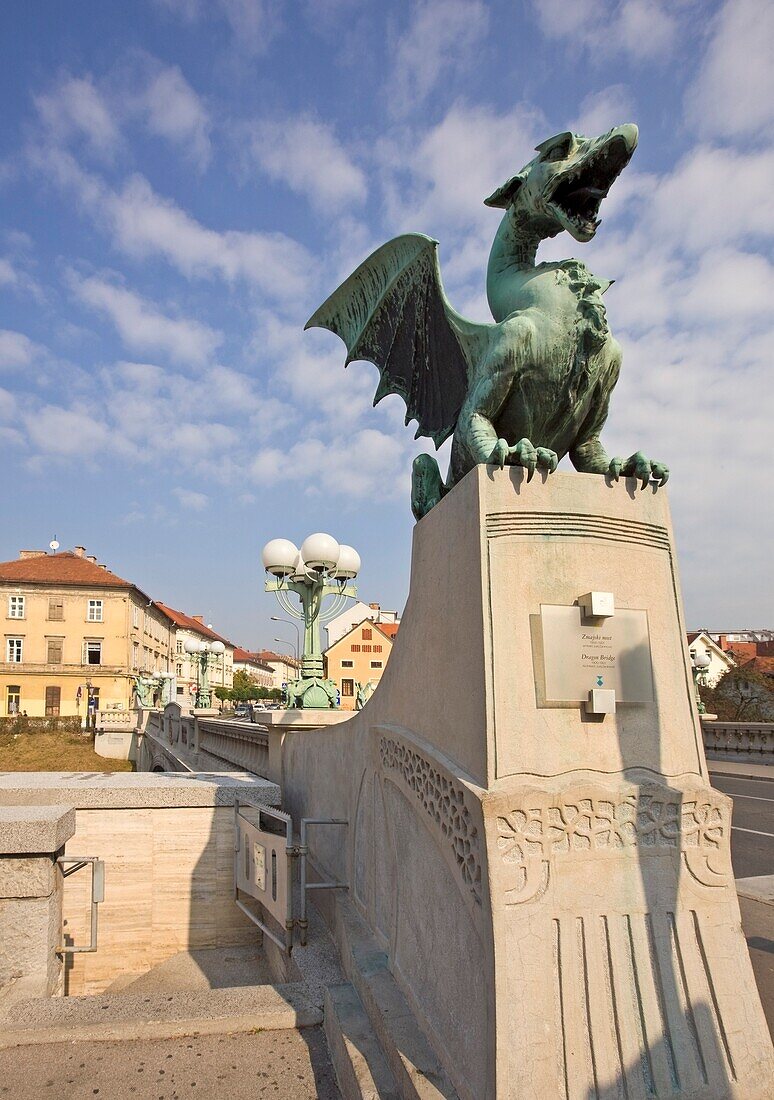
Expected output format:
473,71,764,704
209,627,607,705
690,648,712,715
271,615,301,659
273,637,298,659
261,533,360,709
183,637,226,709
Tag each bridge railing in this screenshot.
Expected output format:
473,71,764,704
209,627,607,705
702,720,774,758
139,705,275,778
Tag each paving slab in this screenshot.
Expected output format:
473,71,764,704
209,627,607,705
738,875,774,905
0,1026,340,1099
0,981,321,1047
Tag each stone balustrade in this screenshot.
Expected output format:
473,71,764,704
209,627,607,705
702,720,774,758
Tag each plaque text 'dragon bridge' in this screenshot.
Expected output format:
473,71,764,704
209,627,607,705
539,604,654,705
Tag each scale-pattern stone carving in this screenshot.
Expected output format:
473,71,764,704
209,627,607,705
380,736,482,905
497,788,729,904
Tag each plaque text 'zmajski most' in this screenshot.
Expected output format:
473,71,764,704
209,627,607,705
540,605,654,705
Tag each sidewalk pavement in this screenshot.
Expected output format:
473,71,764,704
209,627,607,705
708,758,774,780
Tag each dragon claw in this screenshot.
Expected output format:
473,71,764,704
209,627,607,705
508,438,538,479
536,447,558,473
489,438,510,469
617,452,669,490
609,457,623,481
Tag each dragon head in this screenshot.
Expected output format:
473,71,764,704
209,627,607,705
485,124,638,243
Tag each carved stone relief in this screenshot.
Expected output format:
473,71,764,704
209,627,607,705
379,735,482,905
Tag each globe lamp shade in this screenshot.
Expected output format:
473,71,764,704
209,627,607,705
331,544,361,580
183,637,199,655
300,532,340,572
693,651,712,670
262,539,300,577
210,640,226,655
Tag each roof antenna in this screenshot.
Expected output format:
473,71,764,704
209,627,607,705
49,537,60,552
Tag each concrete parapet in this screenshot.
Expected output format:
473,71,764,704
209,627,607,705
0,805,76,1000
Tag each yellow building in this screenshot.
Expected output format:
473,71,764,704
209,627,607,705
324,620,398,710
0,547,173,718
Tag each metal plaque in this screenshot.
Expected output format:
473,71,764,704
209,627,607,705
253,842,266,892
540,604,653,704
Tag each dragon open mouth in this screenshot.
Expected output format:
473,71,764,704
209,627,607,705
548,134,634,239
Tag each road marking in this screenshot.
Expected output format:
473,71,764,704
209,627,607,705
731,826,774,839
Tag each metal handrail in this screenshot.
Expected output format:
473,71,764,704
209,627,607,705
57,856,105,954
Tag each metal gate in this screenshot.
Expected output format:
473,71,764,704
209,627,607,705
234,800,348,953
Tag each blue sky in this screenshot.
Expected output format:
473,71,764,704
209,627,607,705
0,0,771,647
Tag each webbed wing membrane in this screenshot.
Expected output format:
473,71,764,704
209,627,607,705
305,234,490,447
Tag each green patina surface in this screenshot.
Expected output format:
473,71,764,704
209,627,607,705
307,124,668,519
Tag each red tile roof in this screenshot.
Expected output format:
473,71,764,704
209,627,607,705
233,647,273,669
155,602,232,646
377,621,400,639
254,649,301,667
0,551,138,591
740,657,774,676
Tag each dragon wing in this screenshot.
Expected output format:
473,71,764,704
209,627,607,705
305,233,491,448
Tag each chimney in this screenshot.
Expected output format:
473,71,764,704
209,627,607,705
74,546,86,558
369,603,380,610
192,615,204,624
86,555,97,564
98,563,109,570
19,550,47,559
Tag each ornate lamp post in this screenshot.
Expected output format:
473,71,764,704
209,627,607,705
183,637,226,709
261,533,360,709
691,648,712,715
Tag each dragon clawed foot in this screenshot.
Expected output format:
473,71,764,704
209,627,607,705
489,438,558,481
609,451,669,490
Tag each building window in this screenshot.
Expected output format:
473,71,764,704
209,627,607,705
47,638,63,665
176,639,183,654
370,661,383,669
87,599,103,622
132,642,139,669
45,686,61,717
341,678,354,697
351,644,361,653
362,645,372,653
8,595,25,619
132,606,140,629
83,640,102,665
6,685,20,715
48,597,64,621
341,659,354,668
176,662,183,676
373,645,382,653
362,627,372,640
6,637,23,662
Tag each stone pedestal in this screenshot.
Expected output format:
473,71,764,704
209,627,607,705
280,467,774,1099
0,806,76,1000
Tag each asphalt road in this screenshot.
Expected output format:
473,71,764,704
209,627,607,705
709,766,774,1038
709,771,774,879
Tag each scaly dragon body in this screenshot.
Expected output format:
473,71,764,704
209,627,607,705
307,123,668,520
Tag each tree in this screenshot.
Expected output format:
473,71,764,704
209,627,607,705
701,665,774,721
230,669,262,702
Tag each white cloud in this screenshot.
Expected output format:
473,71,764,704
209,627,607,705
24,405,113,456
153,0,282,54
0,329,39,370
34,76,119,157
0,258,18,286
532,0,678,61
247,116,366,211
36,149,314,301
685,0,774,140
139,63,212,170
173,487,209,510
571,86,636,137
68,272,222,364
0,387,16,420
390,0,490,116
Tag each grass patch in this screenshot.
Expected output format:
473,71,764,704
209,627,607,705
0,729,133,772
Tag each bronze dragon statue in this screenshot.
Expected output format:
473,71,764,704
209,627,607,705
306,123,668,520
